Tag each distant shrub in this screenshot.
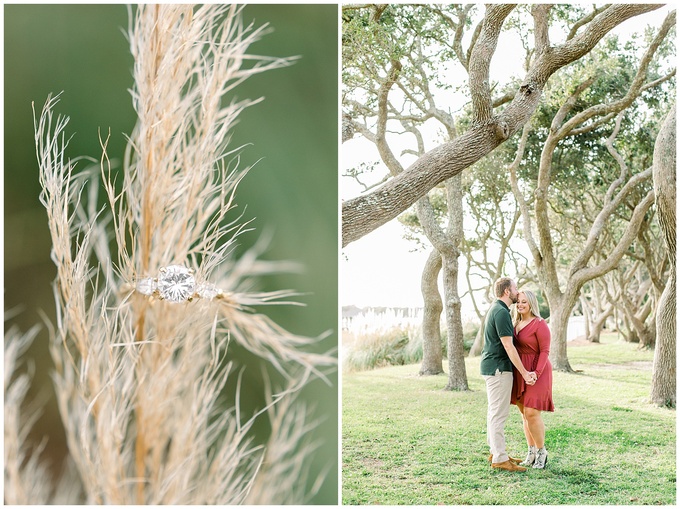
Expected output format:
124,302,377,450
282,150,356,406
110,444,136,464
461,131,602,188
343,325,422,372
343,314,483,371
463,320,481,353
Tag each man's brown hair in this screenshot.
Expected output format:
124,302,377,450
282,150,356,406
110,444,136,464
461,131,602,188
494,277,514,298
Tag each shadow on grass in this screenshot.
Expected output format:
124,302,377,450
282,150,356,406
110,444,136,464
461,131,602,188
568,370,652,387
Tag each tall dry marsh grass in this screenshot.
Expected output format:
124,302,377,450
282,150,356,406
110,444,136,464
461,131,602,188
5,5,335,504
342,309,481,372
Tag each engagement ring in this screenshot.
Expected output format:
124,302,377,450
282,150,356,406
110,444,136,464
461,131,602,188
133,265,226,303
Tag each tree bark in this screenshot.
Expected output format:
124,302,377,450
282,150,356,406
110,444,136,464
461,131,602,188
548,191,655,371
443,250,468,390
419,249,444,375
468,318,485,357
415,177,469,390
590,276,625,343
587,304,613,343
342,4,663,247
581,294,591,340
548,294,574,372
620,290,656,349
511,7,673,369
443,176,468,391
650,104,676,408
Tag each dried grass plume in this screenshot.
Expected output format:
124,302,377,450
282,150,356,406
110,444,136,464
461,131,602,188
6,4,335,504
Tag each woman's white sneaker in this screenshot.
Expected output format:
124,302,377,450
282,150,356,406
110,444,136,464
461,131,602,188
520,445,537,467
533,447,548,469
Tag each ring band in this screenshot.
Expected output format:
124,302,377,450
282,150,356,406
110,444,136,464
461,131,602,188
133,264,226,303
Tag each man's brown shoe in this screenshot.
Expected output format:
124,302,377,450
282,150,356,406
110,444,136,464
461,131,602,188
488,454,522,464
491,460,528,472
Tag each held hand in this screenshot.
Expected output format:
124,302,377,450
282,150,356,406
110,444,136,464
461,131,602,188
523,371,537,385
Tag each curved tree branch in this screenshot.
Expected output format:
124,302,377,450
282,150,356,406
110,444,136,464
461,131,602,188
375,60,404,176
573,190,655,288
554,10,676,140
508,123,540,259
469,4,516,123
572,168,653,275
567,4,612,41
531,4,552,56
342,3,663,246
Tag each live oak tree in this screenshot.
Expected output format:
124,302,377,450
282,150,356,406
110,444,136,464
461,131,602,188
344,5,553,386
581,278,616,343
344,5,525,388
614,242,665,348
419,177,468,389
602,263,658,346
343,4,665,248
576,192,667,346
402,153,537,359
650,104,675,408
578,80,670,346
344,4,674,378
343,4,470,388
581,249,665,347
506,9,674,371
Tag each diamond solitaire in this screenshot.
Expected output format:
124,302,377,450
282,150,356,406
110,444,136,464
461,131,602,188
157,265,196,302
133,265,225,303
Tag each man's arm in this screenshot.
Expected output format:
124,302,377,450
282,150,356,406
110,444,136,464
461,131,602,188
500,336,536,385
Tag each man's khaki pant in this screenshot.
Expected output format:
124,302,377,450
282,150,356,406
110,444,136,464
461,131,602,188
483,370,513,463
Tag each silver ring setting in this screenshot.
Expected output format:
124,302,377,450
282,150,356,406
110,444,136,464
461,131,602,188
135,265,224,302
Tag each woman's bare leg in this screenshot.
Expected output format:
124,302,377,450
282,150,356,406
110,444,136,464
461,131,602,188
516,401,539,466
516,401,537,447
523,407,545,448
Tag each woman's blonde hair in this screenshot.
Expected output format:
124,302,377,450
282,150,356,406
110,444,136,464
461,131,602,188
513,289,542,326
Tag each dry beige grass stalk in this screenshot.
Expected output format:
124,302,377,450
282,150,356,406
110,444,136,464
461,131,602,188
4,326,85,504
6,4,335,504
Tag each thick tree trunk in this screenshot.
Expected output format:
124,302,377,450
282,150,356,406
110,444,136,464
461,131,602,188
587,305,613,343
621,297,656,349
650,104,676,407
651,269,675,406
638,319,656,350
414,178,469,390
548,295,575,372
419,249,444,375
443,176,469,391
443,252,468,391
581,294,591,340
618,316,634,343
468,317,485,357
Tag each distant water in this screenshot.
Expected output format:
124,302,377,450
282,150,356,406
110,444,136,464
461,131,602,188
342,307,423,334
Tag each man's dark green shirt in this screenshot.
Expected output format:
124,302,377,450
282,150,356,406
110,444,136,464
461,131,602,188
480,300,514,376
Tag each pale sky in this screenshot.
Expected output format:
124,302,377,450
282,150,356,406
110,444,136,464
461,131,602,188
340,6,673,313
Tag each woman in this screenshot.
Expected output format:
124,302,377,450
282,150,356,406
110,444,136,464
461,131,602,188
510,290,554,469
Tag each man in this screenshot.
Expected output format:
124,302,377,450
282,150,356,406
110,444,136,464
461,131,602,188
481,277,537,472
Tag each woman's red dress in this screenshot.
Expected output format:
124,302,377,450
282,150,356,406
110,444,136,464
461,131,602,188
510,317,554,412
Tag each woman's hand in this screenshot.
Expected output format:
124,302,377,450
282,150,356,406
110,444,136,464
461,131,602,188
523,371,537,385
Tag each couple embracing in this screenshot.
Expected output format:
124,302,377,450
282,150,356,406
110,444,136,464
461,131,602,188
481,277,554,472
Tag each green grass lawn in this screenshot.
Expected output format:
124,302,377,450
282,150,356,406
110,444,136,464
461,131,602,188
342,334,676,505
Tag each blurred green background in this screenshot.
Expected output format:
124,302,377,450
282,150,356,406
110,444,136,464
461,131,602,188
4,4,338,504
